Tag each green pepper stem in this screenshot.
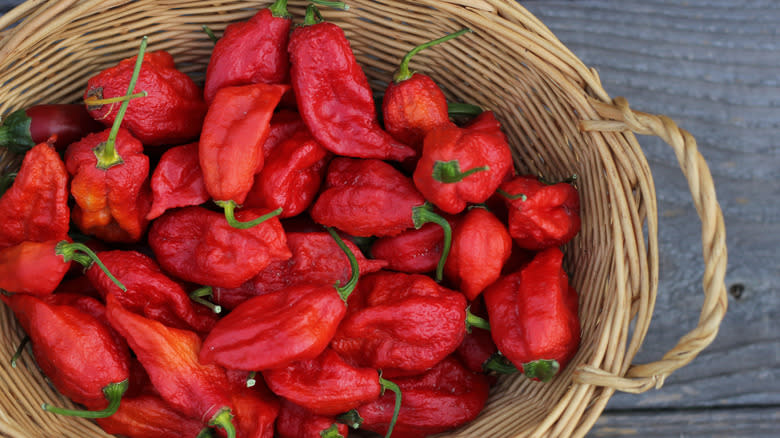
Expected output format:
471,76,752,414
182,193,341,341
310,0,349,10
208,408,236,438
85,91,147,107
202,25,219,43
246,371,257,388
320,423,345,438
394,28,471,83
411,203,451,282
216,200,282,229
465,306,490,332
55,241,126,291
325,227,359,303
302,4,324,26
10,336,29,368
497,188,526,201
0,109,34,151
94,36,148,170
42,379,128,418
482,353,518,375
189,286,221,314
432,160,489,184
0,171,17,197
522,359,560,382
378,375,402,438
337,409,363,429
447,102,484,116
269,0,292,19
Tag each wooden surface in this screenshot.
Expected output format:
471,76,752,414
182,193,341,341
0,0,777,436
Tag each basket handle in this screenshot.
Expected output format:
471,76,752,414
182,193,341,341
574,96,728,393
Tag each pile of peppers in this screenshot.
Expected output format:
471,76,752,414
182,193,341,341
0,1,583,437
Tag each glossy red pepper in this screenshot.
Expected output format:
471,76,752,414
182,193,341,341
0,239,124,296
444,207,512,300
288,5,415,162
276,399,349,438
85,50,207,146
498,174,581,250
105,293,236,437
483,247,581,381
369,222,443,275
94,392,209,438
331,271,467,377
356,356,490,438
200,228,358,371
224,370,279,438
0,104,102,152
261,109,305,161
148,206,290,289
454,299,498,375
413,110,514,214
2,293,130,418
0,139,69,249
146,142,210,220
86,249,218,334
203,0,292,104
212,230,386,310
243,129,330,217
199,83,289,226
382,30,470,151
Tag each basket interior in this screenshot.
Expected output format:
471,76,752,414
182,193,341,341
0,1,658,437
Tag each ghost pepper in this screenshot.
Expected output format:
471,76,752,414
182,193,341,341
499,174,581,250
224,370,279,438
105,293,236,437
148,206,291,289
146,142,210,220
0,139,69,249
413,110,514,214
276,400,349,438
94,391,209,438
369,223,443,274
483,247,581,381
261,109,305,160
288,5,415,162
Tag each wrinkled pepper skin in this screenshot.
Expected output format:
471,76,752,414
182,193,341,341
85,51,207,146
213,231,385,310
200,282,346,371
204,2,292,104
244,129,330,217
289,21,415,162
276,399,348,438
357,356,490,438
0,140,69,249
0,104,103,152
148,206,291,289
264,348,381,416
199,83,289,205
370,222,444,274
331,271,467,377
483,247,581,381
225,370,279,438
310,158,426,237
86,250,217,334
499,175,581,250
105,293,236,435
2,293,130,408
261,110,305,161
94,392,207,438
146,142,210,220
444,207,512,300
413,111,513,214
454,299,497,374
65,128,151,243
0,240,71,296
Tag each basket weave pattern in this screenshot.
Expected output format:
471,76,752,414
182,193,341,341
0,1,728,437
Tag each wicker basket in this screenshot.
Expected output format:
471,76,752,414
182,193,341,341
0,1,728,437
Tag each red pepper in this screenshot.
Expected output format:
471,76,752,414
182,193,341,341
199,83,289,226
369,222,443,274
146,142,210,220
444,207,512,300
0,139,69,249
224,370,279,438
105,293,237,437
200,228,358,371
86,249,218,334
261,109,305,161
85,50,207,146
382,29,470,151
498,174,581,250
213,230,386,310
413,110,514,214
243,129,330,217
454,298,498,375
483,247,581,381
95,392,209,438
276,399,349,438
203,0,293,104
288,5,415,162
0,104,102,152
148,206,290,289
330,271,468,377
356,356,490,438
0,239,124,296
2,293,130,418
